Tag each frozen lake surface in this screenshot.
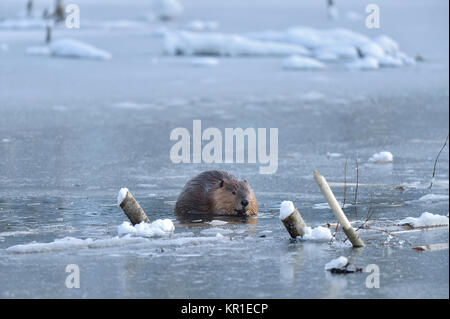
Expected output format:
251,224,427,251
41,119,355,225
0,0,448,298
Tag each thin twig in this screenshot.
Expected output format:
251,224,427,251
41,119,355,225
354,159,359,216
361,225,413,246
342,159,348,210
344,192,375,243
429,133,449,190
355,192,375,232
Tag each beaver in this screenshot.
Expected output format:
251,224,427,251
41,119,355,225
175,170,258,216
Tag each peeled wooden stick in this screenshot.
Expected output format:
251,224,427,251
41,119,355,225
313,170,364,247
117,188,150,225
279,201,307,238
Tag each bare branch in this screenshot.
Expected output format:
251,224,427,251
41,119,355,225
429,133,449,190
354,158,359,216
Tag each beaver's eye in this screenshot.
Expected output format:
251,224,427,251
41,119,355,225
232,191,236,195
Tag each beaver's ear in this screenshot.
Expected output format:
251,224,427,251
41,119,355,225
243,179,248,184
219,180,224,188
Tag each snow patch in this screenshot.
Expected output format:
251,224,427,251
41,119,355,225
208,220,228,226
374,35,400,54
26,39,111,60
327,152,342,158
117,220,175,237
6,235,147,254
325,256,348,270
49,39,111,60
164,31,310,56
368,151,393,163
398,212,449,228
302,226,332,241
117,188,129,205
279,201,295,220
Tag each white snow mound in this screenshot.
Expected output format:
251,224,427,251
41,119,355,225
117,188,129,205
6,235,147,254
325,256,348,270
279,201,295,220
164,31,310,56
49,39,112,60
302,226,332,241
368,151,393,163
117,220,175,237
398,212,449,228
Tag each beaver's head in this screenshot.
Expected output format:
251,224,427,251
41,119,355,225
212,178,257,216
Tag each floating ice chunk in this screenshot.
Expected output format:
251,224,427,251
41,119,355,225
7,237,93,254
283,55,325,70
398,212,449,228
279,201,295,220
346,57,379,70
327,152,342,158
246,26,411,70
368,151,393,163
325,256,348,270
302,226,332,241
331,240,353,248
190,57,219,67
118,220,175,237
208,220,228,226
374,35,400,54
6,235,147,254
153,0,183,20
164,31,310,56
2,138,11,143
26,39,111,60
186,20,219,32
418,194,449,203
49,39,112,60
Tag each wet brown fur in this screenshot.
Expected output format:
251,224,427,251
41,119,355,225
175,170,258,216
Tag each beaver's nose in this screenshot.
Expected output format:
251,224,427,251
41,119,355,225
241,199,249,208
